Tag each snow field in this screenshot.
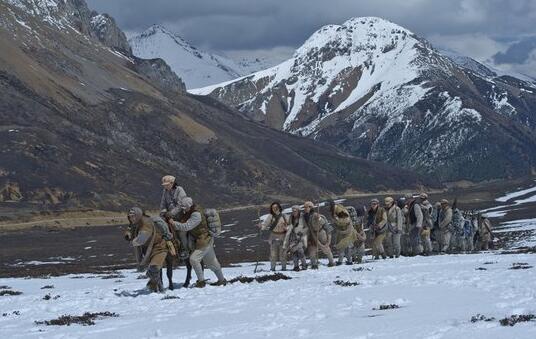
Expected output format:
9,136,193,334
1,253,536,338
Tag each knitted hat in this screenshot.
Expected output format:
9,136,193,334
161,175,175,186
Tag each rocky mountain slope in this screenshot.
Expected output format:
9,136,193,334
128,25,276,89
192,17,536,182
0,1,431,212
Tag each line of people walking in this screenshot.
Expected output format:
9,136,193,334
258,194,494,271
123,176,494,292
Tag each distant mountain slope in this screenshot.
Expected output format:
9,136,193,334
0,2,432,211
128,25,279,89
192,17,536,181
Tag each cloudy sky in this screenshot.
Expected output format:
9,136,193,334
87,0,536,78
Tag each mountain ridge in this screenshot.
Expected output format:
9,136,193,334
128,24,278,89
192,16,536,182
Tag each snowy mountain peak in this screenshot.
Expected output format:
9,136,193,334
191,17,536,182
139,25,185,45
128,25,286,89
192,16,428,133
129,25,246,89
296,16,414,55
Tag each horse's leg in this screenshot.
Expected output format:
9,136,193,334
184,259,192,287
166,255,174,290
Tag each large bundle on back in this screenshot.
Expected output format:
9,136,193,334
205,209,222,237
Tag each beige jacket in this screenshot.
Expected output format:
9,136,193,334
284,214,308,251
386,205,404,233
262,213,289,241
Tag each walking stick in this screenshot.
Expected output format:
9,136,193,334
315,199,320,266
254,208,262,274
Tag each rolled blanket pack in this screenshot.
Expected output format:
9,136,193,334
204,208,222,237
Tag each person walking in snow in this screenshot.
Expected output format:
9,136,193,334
418,193,433,256
259,202,289,271
399,197,412,256
159,175,189,260
451,203,465,253
125,207,170,293
477,213,493,251
438,199,453,253
460,211,475,253
383,197,403,258
352,205,367,264
431,202,442,252
406,194,424,255
329,200,357,265
303,201,335,268
368,199,388,259
168,197,226,288
284,205,308,271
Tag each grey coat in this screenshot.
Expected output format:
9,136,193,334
159,186,187,218
420,200,433,229
439,207,453,233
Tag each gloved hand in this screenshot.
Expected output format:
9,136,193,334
124,231,132,241
164,211,173,220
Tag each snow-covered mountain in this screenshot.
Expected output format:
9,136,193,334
191,17,536,182
441,48,536,84
129,25,278,89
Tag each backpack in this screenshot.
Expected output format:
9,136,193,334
204,208,222,237
151,216,173,241
346,206,360,227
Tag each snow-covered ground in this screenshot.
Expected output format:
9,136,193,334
2,184,536,338
1,253,536,339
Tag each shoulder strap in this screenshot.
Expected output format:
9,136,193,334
270,213,284,231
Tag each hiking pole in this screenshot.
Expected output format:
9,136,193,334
316,198,320,267
254,208,262,274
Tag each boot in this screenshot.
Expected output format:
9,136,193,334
381,254,387,259
157,279,164,293
293,266,300,272
301,263,308,270
195,280,206,288
168,279,174,290
211,279,227,286
327,262,335,267
147,265,162,293
345,261,353,265
311,264,319,270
